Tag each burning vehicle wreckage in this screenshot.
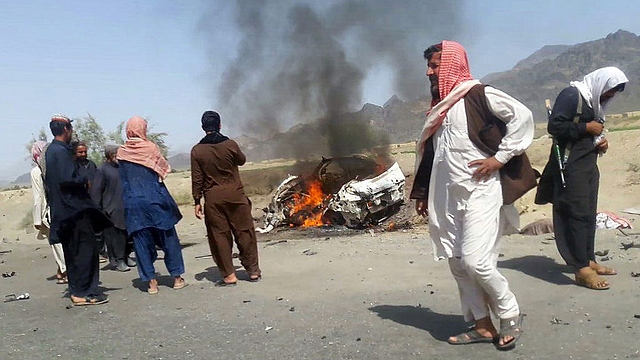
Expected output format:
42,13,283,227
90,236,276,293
257,156,406,233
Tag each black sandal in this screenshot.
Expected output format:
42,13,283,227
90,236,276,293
447,329,496,345
496,314,523,351
72,294,109,306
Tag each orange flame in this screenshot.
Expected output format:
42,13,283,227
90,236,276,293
290,180,326,227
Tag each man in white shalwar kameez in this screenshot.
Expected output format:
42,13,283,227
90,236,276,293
411,41,534,351
30,140,67,284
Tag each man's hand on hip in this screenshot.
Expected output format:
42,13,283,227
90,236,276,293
469,156,504,182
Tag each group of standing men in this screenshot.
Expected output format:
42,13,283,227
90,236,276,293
30,112,261,304
27,38,628,352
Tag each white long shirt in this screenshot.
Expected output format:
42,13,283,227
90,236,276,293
30,166,49,228
428,86,534,260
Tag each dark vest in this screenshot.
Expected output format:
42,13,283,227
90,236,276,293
410,84,538,205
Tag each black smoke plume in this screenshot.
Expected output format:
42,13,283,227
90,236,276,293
202,0,463,160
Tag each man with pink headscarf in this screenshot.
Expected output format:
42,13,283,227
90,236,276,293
411,41,534,350
30,140,67,284
117,116,187,295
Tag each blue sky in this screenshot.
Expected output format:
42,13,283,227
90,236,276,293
2,0,640,180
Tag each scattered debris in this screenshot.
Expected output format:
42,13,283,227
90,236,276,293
265,326,273,332
520,218,554,235
408,260,414,264
302,249,317,256
631,272,640,278
550,318,569,325
194,254,212,259
594,249,609,256
356,337,361,342
2,271,16,278
634,314,640,319
385,221,413,232
0,249,12,254
621,207,640,216
605,325,612,329
596,211,633,230
618,228,631,237
4,292,29,302
621,242,640,250
289,307,295,312
232,253,239,259
243,300,251,303
600,256,611,262
264,240,288,247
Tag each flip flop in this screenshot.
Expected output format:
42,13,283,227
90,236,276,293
72,294,109,306
56,277,68,284
173,281,189,290
248,275,262,283
214,280,237,287
447,330,496,345
496,314,523,351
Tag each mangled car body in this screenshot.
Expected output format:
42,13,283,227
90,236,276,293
257,156,405,233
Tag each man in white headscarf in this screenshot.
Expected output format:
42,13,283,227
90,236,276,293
537,67,628,290
30,140,67,284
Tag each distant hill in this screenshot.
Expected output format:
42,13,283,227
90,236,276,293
482,29,640,121
12,171,31,186
168,153,190,172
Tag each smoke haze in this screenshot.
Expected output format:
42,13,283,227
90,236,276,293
201,0,463,159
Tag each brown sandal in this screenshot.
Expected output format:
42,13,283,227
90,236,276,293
590,262,617,276
575,268,610,290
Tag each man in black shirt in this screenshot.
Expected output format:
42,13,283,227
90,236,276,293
44,114,111,306
90,145,135,272
537,67,628,290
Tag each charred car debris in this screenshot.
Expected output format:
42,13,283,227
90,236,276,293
257,156,406,233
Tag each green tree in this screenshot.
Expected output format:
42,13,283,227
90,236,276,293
73,113,107,165
26,116,170,163
107,119,169,157
107,121,125,145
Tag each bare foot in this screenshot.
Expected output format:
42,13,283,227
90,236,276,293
589,260,617,275
575,267,609,290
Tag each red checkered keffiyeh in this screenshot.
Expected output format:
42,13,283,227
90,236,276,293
436,40,474,106
414,41,480,176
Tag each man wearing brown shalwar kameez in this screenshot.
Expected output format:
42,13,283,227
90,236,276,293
191,111,261,286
